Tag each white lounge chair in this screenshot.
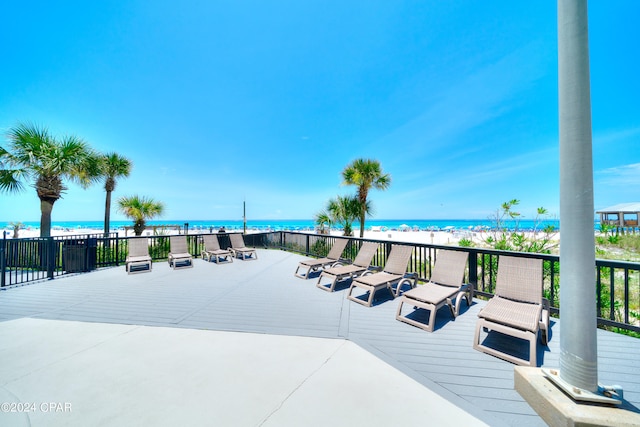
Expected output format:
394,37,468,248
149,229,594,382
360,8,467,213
202,234,233,264
346,244,415,307
125,238,152,274
316,241,379,292
473,256,549,366
168,235,193,269
294,238,349,279
396,250,470,332
228,233,257,260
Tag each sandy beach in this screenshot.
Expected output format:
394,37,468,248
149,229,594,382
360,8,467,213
4,225,554,249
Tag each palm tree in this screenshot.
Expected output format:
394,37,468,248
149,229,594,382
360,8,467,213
100,153,132,234
326,195,362,237
8,221,23,238
342,158,391,237
1,123,100,237
117,195,164,236
314,211,332,234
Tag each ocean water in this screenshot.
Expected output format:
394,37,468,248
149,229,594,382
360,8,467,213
0,218,576,232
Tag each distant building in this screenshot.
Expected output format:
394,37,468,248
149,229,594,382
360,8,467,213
596,202,640,229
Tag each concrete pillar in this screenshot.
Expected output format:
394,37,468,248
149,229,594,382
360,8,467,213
558,0,598,392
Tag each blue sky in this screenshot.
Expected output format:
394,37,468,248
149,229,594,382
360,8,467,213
1,1,639,222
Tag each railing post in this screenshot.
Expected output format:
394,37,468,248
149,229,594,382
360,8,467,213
0,233,6,288
116,233,120,266
47,237,56,280
467,249,478,294
385,242,392,266
306,234,310,256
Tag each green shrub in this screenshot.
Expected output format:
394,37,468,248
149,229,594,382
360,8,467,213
310,239,330,257
458,238,473,247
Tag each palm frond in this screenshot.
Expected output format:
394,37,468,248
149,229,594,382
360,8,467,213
0,169,26,193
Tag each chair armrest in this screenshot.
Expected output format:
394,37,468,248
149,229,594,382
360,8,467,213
541,298,550,326
404,272,418,280
395,273,418,297
460,282,473,300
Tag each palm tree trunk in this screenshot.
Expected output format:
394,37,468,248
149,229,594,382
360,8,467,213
134,220,145,236
359,194,367,238
40,199,54,237
104,190,112,234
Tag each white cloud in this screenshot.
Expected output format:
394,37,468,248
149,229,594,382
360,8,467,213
594,163,640,209
596,163,640,186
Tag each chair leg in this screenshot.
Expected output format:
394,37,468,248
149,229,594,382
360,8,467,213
395,298,405,319
427,305,438,332
529,333,537,367
317,273,339,292
347,282,373,307
395,296,438,332
473,318,538,366
367,287,375,307
294,264,309,279
473,320,483,352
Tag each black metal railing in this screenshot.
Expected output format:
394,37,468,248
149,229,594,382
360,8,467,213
275,231,640,334
2,231,639,333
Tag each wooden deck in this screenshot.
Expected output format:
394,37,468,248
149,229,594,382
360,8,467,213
1,248,639,426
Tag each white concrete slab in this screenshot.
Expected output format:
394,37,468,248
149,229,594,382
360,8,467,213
261,337,489,427
0,318,488,426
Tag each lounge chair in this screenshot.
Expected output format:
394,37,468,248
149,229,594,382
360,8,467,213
316,241,379,292
125,237,152,274
473,256,549,367
168,235,193,269
396,250,470,332
201,234,233,264
346,244,416,307
228,233,257,260
294,238,349,279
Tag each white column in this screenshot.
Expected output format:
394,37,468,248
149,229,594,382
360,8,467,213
558,0,598,392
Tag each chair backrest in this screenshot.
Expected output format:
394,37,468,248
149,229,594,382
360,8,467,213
203,234,221,251
128,238,149,257
383,245,413,275
170,235,188,253
229,233,246,248
326,238,349,260
430,250,469,288
495,256,543,304
352,241,379,268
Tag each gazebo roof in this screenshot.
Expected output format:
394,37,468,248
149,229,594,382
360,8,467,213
596,202,640,214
